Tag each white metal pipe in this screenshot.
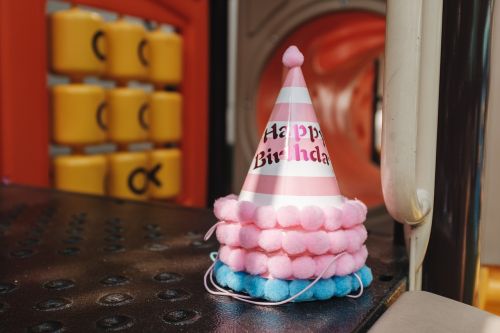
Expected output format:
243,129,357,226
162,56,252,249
382,0,443,290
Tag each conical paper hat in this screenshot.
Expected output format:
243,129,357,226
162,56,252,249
239,46,343,207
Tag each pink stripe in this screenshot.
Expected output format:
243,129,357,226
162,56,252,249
242,174,340,196
269,103,319,122
283,67,306,87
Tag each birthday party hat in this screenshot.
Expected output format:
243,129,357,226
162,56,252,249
239,46,342,208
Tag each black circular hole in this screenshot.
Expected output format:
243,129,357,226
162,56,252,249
143,224,160,231
28,320,64,333
379,274,394,282
105,235,124,242
191,240,214,249
98,293,133,306
162,309,201,325
153,272,183,283
0,282,18,294
69,219,85,226
0,302,8,313
43,279,75,291
105,226,124,233
34,298,72,311
144,243,169,252
157,289,191,302
96,315,134,331
58,247,80,256
186,231,202,239
104,244,125,253
11,248,35,258
18,238,40,247
100,275,129,286
106,218,122,226
145,232,164,240
66,226,84,233
64,236,83,244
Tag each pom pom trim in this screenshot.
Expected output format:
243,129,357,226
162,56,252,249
215,222,367,256
213,260,373,302
213,194,367,230
218,244,368,280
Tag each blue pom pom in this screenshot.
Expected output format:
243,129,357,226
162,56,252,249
214,264,231,287
289,280,314,302
359,266,373,287
244,275,266,298
264,279,289,302
313,278,335,300
214,260,223,271
333,276,352,297
226,271,246,292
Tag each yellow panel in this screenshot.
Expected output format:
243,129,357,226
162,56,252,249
148,149,182,199
50,8,105,76
108,88,149,144
104,19,147,81
477,265,500,316
146,30,182,85
108,151,148,200
54,154,107,195
149,92,182,143
53,84,107,146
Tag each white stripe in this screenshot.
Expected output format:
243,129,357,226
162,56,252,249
238,191,344,208
248,160,335,177
276,87,312,104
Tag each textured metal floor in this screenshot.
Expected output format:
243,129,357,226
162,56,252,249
0,185,406,332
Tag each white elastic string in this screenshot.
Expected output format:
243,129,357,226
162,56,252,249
203,255,253,299
203,223,365,304
204,252,364,306
347,273,364,298
204,221,225,241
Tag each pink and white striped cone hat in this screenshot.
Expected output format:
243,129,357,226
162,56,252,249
239,46,342,208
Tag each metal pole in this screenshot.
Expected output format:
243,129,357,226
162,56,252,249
423,0,493,304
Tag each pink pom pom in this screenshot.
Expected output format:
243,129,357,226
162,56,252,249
213,197,228,220
324,206,342,231
268,255,292,279
282,45,304,68
344,228,362,253
300,206,325,231
218,245,231,263
276,206,300,228
335,254,355,276
227,248,246,271
353,246,368,271
282,231,306,255
215,197,239,222
237,201,256,223
355,225,368,243
258,229,282,252
254,206,277,229
292,256,316,279
222,223,241,247
353,199,368,218
341,203,360,228
215,223,227,244
328,230,348,253
245,252,268,275
305,231,330,255
239,225,261,249
314,255,337,278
